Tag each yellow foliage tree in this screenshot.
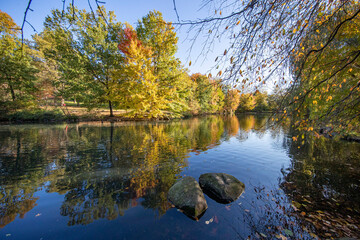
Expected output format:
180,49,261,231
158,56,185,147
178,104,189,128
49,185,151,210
112,24,170,119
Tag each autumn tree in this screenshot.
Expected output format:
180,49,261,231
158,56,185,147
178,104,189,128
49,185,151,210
224,89,240,115
113,24,168,118
136,11,192,115
238,93,255,112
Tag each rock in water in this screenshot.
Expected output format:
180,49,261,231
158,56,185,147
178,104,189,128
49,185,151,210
168,176,207,219
199,173,245,203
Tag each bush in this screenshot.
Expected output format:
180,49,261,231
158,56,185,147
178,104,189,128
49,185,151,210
6,108,66,122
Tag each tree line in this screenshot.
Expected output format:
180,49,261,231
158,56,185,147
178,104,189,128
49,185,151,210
0,7,246,119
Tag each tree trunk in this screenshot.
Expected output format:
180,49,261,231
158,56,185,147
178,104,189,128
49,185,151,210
9,83,16,101
109,100,114,117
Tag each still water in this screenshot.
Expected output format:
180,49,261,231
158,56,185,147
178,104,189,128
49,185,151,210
0,115,359,239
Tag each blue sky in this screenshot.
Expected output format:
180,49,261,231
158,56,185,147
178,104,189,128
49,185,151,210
0,0,223,75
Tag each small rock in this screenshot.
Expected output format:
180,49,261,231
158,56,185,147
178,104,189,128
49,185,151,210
168,176,207,219
199,173,245,203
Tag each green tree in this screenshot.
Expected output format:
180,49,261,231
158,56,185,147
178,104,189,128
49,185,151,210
254,91,269,112
41,6,123,116
191,73,214,113
0,10,38,110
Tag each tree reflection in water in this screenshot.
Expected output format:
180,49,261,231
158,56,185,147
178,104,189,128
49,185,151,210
0,115,359,239
0,116,241,226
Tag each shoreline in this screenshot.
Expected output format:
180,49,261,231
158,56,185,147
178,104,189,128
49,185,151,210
0,111,231,125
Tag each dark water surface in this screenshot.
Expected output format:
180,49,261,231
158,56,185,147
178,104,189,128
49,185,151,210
0,115,359,239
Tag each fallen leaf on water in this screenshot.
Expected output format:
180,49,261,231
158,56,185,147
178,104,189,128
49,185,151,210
244,209,250,212
260,232,267,238
225,205,231,211
205,217,213,225
275,234,287,240
35,213,41,217
284,229,293,237
309,232,318,239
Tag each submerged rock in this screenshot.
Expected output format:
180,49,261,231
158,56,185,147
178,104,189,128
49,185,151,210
168,176,207,219
199,173,245,203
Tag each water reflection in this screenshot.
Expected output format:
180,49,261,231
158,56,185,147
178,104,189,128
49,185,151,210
281,130,360,238
0,116,246,227
0,115,359,239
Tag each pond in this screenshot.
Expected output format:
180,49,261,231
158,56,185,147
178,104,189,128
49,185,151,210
0,115,359,239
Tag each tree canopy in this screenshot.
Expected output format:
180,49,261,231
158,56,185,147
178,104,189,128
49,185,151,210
178,0,360,134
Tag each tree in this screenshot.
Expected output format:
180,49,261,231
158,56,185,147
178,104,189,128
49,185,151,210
191,73,213,113
238,93,255,112
136,11,191,115
224,89,240,115
254,91,269,112
0,10,38,110
41,6,123,116
113,25,168,118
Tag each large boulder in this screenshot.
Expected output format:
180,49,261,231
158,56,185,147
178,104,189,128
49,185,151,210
168,176,207,219
199,173,245,203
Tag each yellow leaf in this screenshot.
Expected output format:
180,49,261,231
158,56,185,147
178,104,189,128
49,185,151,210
293,28,297,34
236,20,240,25
189,61,192,66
